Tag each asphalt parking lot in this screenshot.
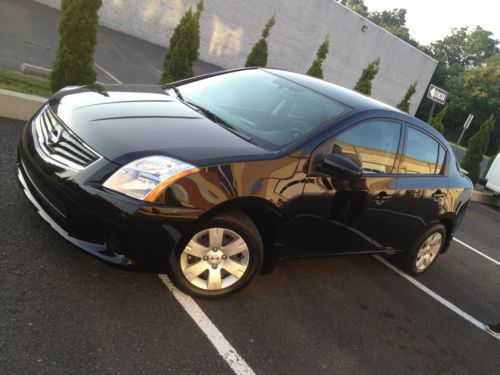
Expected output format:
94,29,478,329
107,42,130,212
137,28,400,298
0,0,221,84
1,116,499,374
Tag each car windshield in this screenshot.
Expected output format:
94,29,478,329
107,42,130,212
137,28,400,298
172,70,349,149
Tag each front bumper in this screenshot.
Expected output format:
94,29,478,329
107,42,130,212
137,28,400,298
17,116,204,270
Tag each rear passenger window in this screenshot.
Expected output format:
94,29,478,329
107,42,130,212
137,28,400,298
436,145,446,174
399,127,442,174
333,120,401,174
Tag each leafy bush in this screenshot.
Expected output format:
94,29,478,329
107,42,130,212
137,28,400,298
353,58,380,95
306,36,330,79
428,105,447,135
161,1,204,83
245,16,275,67
396,82,417,113
51,0,102,93
461,115,495,184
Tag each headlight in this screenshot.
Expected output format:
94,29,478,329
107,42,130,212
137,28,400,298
103,156,198,202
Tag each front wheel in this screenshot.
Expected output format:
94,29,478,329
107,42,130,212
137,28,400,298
170,212,263,298
397,224,446,275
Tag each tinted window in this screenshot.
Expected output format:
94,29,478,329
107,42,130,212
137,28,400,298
333,120,401,174
400,127,440,174
436,145,446,174
174,70,349,149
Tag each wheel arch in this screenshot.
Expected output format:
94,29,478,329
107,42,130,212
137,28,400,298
438,215,455,254
196,197,288,274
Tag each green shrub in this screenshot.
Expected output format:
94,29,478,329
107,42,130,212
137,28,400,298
428,105,447,135
396,82,417,113
51,0,102,93
461,115,495,184
354,57,380,96
161,1,204,83
245,16,275,67
306,36,330,79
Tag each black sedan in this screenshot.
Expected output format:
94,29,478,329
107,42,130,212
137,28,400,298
17,68,472,298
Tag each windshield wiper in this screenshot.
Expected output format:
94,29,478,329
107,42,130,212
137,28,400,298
184,101,256,144
164,86,255,144
164,84,185,102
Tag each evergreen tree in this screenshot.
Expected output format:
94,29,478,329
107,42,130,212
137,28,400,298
161,1,204,83
51,0,102,93
428,106,447,135
245,16,275,67
353,58,380,95
461,115,495,184
306,36,330,79
396,82,417,113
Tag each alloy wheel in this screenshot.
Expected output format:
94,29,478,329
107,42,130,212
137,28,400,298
415,232,443,271
180,227,250,290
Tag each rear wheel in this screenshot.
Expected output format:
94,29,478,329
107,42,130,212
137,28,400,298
170,212,263,298
397,224,446,275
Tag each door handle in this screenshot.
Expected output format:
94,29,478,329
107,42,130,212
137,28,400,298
432,192,445,201
373,192,392,205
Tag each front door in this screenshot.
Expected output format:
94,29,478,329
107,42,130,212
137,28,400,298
291,119,403,256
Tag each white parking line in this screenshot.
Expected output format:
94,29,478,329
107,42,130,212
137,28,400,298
453,238,500,267
94,62,123,84
159,274,255,375
374,255,500,342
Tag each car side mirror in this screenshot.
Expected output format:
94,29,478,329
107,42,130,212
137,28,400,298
319,153,362,180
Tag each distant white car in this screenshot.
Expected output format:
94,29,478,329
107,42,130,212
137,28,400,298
485,154,500,195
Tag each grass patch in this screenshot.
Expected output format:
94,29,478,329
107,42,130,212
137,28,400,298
0,68,51,98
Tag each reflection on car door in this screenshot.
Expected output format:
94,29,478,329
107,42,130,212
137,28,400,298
291,119,403,256
389,125,449,248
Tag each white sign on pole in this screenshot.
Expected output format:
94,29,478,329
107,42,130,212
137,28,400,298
427,84,448,105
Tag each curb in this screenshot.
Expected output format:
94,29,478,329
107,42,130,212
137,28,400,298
20,63,52,79
471,190,500,207
0,88,46,121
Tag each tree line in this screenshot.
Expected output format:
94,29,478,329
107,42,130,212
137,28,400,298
50,0,497,184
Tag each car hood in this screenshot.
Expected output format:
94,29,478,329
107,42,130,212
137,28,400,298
48,84,271,166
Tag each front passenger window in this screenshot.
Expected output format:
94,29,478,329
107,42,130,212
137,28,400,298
333,120,401,174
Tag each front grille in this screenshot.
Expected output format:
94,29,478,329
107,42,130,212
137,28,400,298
33,106,101,170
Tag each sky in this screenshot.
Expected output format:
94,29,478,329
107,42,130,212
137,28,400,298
363,0,500,45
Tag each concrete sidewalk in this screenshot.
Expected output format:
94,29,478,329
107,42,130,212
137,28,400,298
0,0,221,84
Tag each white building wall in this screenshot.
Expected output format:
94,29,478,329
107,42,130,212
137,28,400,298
34,0,437,115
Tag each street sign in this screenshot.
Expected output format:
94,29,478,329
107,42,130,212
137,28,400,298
456,114,474,147
463,114,474,129
426,84,448,105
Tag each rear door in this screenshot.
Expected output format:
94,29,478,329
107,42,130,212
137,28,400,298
389,125,449,249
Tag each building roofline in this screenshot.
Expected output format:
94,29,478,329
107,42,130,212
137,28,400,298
334,0,438,65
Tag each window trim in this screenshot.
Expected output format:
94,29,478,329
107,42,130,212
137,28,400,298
398,124,449,177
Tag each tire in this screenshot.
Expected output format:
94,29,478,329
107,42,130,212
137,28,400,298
169,211,264,298
397,224,446,276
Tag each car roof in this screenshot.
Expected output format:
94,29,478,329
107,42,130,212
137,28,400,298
264,68,399,112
